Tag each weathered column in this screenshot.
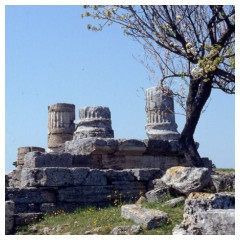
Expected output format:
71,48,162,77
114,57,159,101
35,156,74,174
74,106,114,139
17,146,45,166
145,86,179,140
48,103,75,148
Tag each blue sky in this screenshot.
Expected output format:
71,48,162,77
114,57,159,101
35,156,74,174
5,5,235,171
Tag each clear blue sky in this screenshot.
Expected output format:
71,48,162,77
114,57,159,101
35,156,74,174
5,5,235,172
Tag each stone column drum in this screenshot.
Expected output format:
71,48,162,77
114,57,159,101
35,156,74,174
145,86,179,140
48,103,75,148
74,106,114,139
17,147,45,166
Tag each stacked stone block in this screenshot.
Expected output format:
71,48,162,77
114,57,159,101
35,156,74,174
6,168,163,217
17,147,45,166
22,138,188,170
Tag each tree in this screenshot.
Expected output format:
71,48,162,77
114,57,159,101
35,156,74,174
82,5,235,167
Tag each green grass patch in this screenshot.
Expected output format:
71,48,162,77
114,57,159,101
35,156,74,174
15,206,134,235
15,200,184,235
214,168,235,173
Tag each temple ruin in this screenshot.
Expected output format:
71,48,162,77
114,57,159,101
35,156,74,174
5,85,212,233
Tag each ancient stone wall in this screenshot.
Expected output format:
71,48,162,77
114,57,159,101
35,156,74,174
22,138,190,170
6,168,163,228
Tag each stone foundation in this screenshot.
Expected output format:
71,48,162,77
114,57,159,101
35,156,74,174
6,168,163,227
22,138,192,170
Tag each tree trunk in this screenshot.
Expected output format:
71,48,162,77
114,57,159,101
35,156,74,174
180,77,213,167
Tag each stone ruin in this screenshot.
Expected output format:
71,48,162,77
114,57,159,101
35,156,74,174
6,86,218,234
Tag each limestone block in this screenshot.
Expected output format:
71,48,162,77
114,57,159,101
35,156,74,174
71,167,90,185
121,204,168,229
194,209,235,235
17,146,45,165
101,155,180,170
82,169,107,186
24,152,73,168
111,225,142,235
24,152,42,168
57,186,112,203
41,189,58,203
131,168,164,181
21,167,73,187
65,137,118,155
5,200,15,235
21,168,43,187
161,166,211,195
163,197,185,207
145,139,171,153
21,167,92,187
145,187,169,203
211,172,235,192
8,169,22,188
104,169,135,182
14,203,36,214
116,139,146,155
151,178,168,189
172,225,189,235
184,192,235,216
72,155,102,168
40,167,73,187
173,192,235,235
6,187,44,204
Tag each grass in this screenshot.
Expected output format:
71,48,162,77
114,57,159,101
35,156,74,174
15,197,184,235
214,168,235,173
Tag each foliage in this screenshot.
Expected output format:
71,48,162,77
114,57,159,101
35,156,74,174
82,5,235,99
81,5,235,166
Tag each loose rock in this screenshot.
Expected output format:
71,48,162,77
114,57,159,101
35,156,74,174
121,204,168,229
211,171,235,192
172,192,235,235
145,187,169,203
161,166,211,195
111,225,142,235
163,196,185,207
